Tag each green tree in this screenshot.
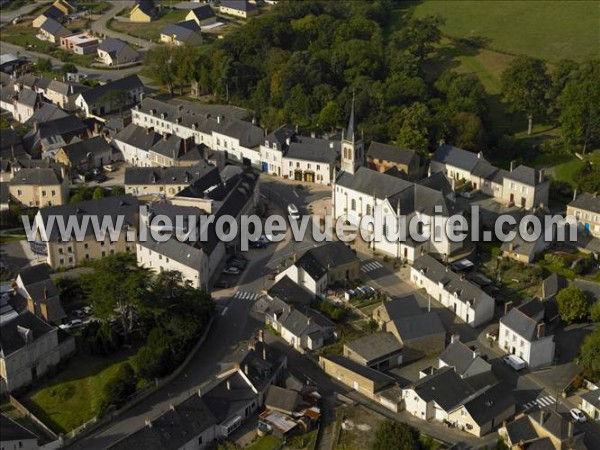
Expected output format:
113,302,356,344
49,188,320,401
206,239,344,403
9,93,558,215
92,187,105,199
69,193,85,203
61,63,78,75
589,301,600,322
396,102,430,153
579,326,600,378
111,185,125,196
82,253,151,343
394,15,444,61
501,56,550,135
97,362,137,414
145,45,176,96
318,100,344,131
451,112,485,151
559,76,600,153
36,58,53,73
372,420,419,450
556,285,589,322
99,89,128,117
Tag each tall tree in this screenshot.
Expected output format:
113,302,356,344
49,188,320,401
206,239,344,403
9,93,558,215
501,56,550,135
394,15,444,61
145,45,176,96
556,285,589,323
559,75,600,153
395,102,430,153
579,326,600,378
82,253,151,343
373,420,419,450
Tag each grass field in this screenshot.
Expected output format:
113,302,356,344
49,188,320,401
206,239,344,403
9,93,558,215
22,349,138,434
552,159,587,186
412,1,600,63
109,9,188,42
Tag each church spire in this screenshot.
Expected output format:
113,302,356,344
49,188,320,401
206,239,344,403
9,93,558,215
346,92,355,143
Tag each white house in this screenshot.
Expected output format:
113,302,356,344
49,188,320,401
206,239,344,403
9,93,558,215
0,414,39,450
499,299,555,369
411,254,495,327
74,75,143,117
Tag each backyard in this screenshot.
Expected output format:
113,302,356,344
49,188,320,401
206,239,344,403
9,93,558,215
21,347,140,434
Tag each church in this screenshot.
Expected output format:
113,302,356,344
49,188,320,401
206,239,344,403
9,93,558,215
331,100,466,263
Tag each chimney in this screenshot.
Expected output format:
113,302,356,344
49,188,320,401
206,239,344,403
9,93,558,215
169,403,175,411
226,380,231,390
263,347,267,361
537,322,545,339
145,418,152,428
162,132,168,141
510,160,516,172
217,115,221,124
446,265,450,272
504,301,513,315
146,127,150,135
573,189,578,201
539,169,544,183
43,286,48,300
258,329,264,342
197,388,202,397
568,419,573,438
477,151,483,159
450,332,460,344
244,364,249,375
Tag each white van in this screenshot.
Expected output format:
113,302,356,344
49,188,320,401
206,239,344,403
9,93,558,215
287,203,300,220
503,354,526,371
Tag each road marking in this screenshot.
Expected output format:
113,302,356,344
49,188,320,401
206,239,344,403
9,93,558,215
361,261,383,273
221,307,228,316
233,291,261,301
293,190,299,198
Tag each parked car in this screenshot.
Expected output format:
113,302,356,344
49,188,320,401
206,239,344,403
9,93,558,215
228,258,247,270
288,203,300,220
72,309,85,319
570,408,587,422
83,306,93,315
103,164,115,172
60,319,83,330
223,267,240,275
503,354,526,371
95,174,108,183
214,279,230,289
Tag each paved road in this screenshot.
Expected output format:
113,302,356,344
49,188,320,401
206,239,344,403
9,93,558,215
90,0,157,50
0,1,47,26
0,41,143,81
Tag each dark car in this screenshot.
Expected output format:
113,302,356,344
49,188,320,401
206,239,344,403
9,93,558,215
228,259,247,270
95,174,108,183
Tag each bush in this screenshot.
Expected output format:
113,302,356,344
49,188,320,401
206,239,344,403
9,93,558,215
557,285,589,323
134,344,171,380
82,321,121,355
97,362,137,415
373,420,419,450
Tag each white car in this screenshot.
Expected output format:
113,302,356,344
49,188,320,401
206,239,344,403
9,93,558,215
570,408,587,422
287,203,300,220
223,267,240,275
103,164,115,172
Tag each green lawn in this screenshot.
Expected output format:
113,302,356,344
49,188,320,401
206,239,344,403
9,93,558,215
552,159,587,186
246,434,281,450
411,1,600,63
78,2,110,14
109,9,189,42
22,348,138,434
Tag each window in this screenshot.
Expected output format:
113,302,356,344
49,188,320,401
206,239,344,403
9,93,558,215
51,190,56,196
67,246,72,252
307,163,311,169
510,182,516,190
366,205,372,215
42,190,47,197
351,199,356,211
17,190,22,196
317,164,320,171
84,243,88,249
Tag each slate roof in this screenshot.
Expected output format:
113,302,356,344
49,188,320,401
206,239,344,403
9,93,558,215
454,382,514,426
220,0,257,13
38,195,139,241
505,165,544,186
413,255,492,311
344,332,402,362
124,163,218,187
0,413,38,443
542,273,568,300
133,0,157,17
264,124,295,150
78,75,143,105
42,4,66,20
368,142,417,166
280,307,334,338
417,171,453,195
235,340,286,394
390,311,445,341
532,409,576,441
150,135,193,160
0,128,26,158
501,299,546,342
409,366,475,410
295,241,358,281
114,123,161,149
267,275,314,308
471,160,504,183
23,115,89,151
40,17,69,36
97,38,135,58
25,103,70,127
504,414,539,444
432,144,482,172
580,389,600,410
139,235,205,269
188,4,215,21
265,385,299,414
321,354,395,385
16,89,39,108
9,167,62,186
17,264,66,323
109,393,217,450
162,20,202,43
0,311,55,357
375,294,422,322
500,232,539,258
285,136,338,164
60,135,111,163
202,371,257,423
336,166,413,199
569,192,600,215
47,79,88,97
439,340,490,377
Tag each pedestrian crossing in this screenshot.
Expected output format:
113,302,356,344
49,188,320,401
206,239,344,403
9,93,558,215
361,261,383,273
523,395,557,410
233,291,261,301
